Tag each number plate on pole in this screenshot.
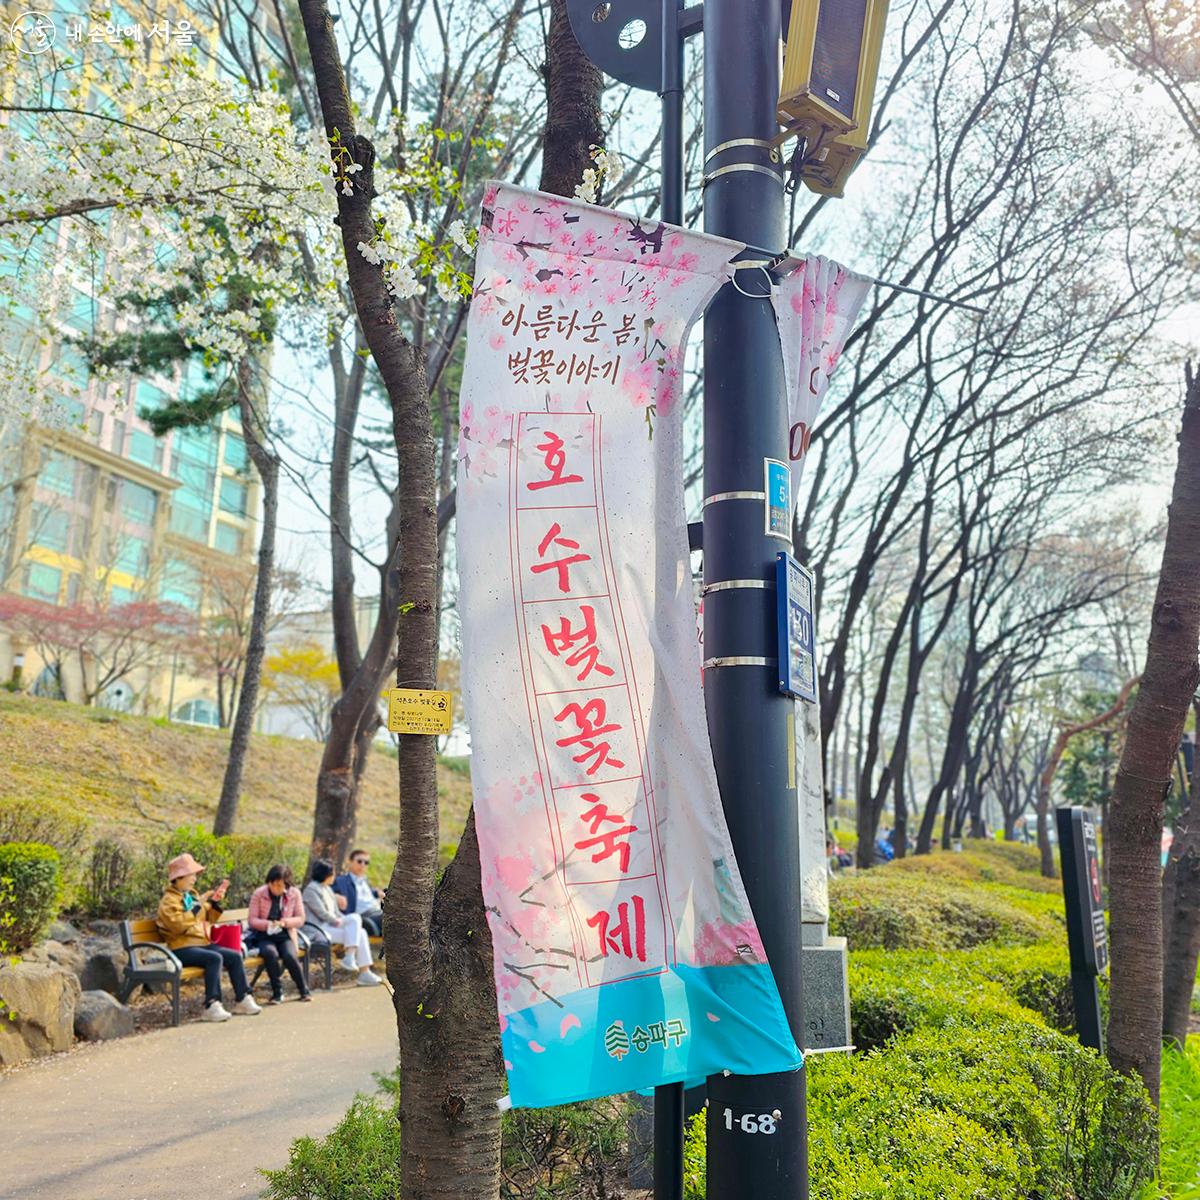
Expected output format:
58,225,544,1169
776,553,816,702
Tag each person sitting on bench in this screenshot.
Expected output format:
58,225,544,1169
248,864,312,1004
302,860,382,987
156,853,262,1022
332,849,385,938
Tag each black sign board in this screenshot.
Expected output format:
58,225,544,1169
1056,805,1107,1050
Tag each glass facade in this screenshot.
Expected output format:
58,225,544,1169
169,425,217,543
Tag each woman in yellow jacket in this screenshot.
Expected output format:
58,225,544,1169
156,853,262,1022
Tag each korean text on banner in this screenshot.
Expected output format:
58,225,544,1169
457,183,802,1109
773,255,871,511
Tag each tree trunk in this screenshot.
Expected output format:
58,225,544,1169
1162,695,1200,1049
296,1,530,1191
1108,364,1200,1105
538,0,604,197
1162,802,1200,1048
213,359,279,836
388,811,503,1199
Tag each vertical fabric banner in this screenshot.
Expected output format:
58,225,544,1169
772,255,871,509
458,183,802,1109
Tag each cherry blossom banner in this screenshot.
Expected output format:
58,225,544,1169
457,183,802,1109
772,255,872,510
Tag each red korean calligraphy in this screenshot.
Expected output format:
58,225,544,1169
512,411,671,985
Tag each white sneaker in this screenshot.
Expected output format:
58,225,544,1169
339,953,358,972
356,968,383,987
232,994,262,1015
202,1001,232,1022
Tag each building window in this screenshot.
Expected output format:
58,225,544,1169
161,557,201,612
24,562,62,603
168,504,208,542
128,430,162,470
219,477,247,517
223,433,247,472
110,419,127,456
214,521,244,556
136,381,169,414
30,504,70,553
39,452,75,496
174,697,220,727
114,536,149,577
120,480,157,526
109,585,138,606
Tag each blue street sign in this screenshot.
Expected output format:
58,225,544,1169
765,458,791,541
776,552,816,702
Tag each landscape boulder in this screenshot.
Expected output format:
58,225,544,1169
48,920,82,944
77,935,126,996
24,938,85,977
74,989,135,1042
0,961,80,1066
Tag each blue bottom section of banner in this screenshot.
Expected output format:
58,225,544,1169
502,963,802,1108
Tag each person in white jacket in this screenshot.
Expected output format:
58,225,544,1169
302,860,382,986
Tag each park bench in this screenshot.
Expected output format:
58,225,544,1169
300,920,384,991
118,910,319,1026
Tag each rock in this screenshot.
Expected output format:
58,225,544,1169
0,961,80,1066
86,920,120,939
26,939,85,978
77,936,126,996
74,990,134,1042
48,920,82,944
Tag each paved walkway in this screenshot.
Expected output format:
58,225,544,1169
1,986,398,1200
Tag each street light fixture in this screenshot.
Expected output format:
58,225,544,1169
778,0,890,196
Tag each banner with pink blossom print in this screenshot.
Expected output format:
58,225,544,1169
772,255,871,510
457,183,802,1109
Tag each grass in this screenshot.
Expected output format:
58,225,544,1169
0,691,474,881
1161,1039,1200,1200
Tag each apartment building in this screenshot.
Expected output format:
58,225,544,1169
0,1,263,724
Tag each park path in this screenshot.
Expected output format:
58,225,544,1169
1,985,398,1200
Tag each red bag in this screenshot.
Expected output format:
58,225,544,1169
210,923,244,953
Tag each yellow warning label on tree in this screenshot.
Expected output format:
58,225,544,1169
384,688,453,735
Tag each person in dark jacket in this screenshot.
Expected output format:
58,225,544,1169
332,849,384,937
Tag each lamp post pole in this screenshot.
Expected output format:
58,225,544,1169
701,3,808,1197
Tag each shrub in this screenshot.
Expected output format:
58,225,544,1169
77,836,140,918
260,1093,402,1200
0,796,90,904
111,826,312,918
0,842,62,951
684,1022,1156,1200
502,1096,628,1198
222,834,309,907
829,870,1060,951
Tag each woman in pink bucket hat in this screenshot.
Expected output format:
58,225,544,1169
156,852,262,1022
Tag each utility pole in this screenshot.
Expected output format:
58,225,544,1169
701,2,808,1196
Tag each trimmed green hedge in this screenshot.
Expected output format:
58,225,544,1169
0,842,62,951
829,868,1062,951
685,1020,1155,1200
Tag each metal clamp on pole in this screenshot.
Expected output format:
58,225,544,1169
702,137,784,190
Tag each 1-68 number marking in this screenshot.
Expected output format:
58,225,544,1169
723,1109,777,1135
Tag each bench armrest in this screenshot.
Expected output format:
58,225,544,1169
128,942,183,972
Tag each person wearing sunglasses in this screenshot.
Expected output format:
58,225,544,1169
332,849,385,938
